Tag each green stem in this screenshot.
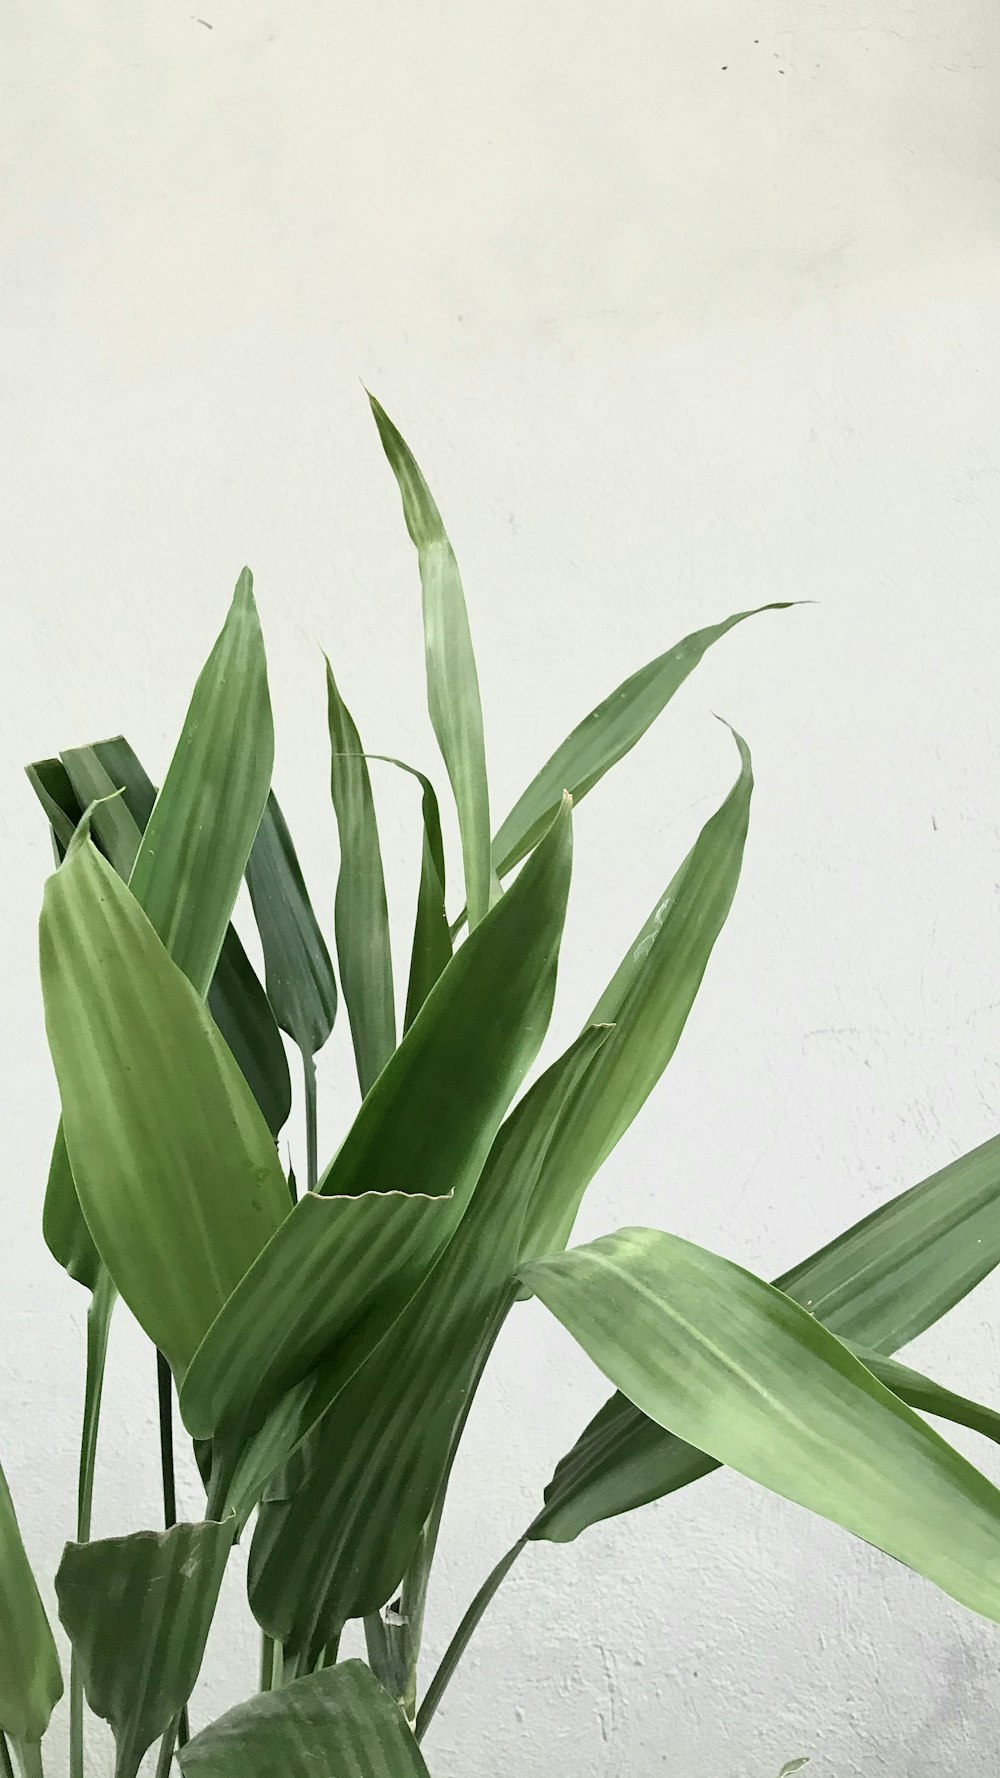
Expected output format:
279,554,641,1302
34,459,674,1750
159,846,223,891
156,1353,189,1749
415,1538,526,1742
71,1270,115,1778
302,1049,318,1193
0,1735,14,1778
10,1742,44,1778
154,1717,179,1778
259,1634,282,1692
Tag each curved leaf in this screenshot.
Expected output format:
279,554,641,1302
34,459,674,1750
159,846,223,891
56,1519,233,1778
248,1026,611,1662
327,663,395,1094
0,1462,62,1745
369,394,495,929
520,730,752,1262
523,1227,1000,1624
492,603,794,879
179,1661,432,1778
246,792,337,1059
40,833,291,1374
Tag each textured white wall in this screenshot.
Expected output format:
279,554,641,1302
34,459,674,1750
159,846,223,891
3,3,1000,1773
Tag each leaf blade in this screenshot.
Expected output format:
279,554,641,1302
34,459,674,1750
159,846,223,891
246,792,338,1059
0,1462,62,1745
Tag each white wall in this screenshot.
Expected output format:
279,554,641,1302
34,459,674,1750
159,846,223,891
3,3,1000,1773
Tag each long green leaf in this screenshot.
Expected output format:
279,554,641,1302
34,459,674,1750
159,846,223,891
24,757,82,856
178,1661,432,1778
56,1519,233,1778
520,730,752,1262
182,797,573,1460
247,1026,611,1663
858,1347,1000,1447
40,831,291,1375
523,1227,1000,1623
369,393,495,929
0,1462,62,1745
492,604,793,879
327,663,395,1094
366,757,451,1033
246,792,337,1059
533,1131,1000,1541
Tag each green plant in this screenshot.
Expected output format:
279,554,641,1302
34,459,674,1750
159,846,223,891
5,395,1000,1778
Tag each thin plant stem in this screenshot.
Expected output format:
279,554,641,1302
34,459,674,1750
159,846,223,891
302,1049,318,1192
259,1634,282,1693
10,1742,44,1778
415,1538,526,1742
154,1719,178,1778
0,1735,14,1778
70,1269,115,1778
156,1354,189,1749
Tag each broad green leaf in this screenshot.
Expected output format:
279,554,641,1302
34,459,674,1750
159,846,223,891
492,604,793,879
40,833,291,1374
520,730,752,1262
533,1131,1000,1540
327,662,395,1094
61,738,292,1138
246,791,338,1058
523,1228,1000,1623
182,797,573,1457
248,1025,611,1662
369,393,495,929
178,1661,432,1778
0,1461,62,1745
56,1519,233,1778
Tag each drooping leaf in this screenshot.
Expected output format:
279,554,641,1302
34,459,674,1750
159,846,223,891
533,1130,1000,1540
0,1460,62,1745
40,832,291,1375
56,1519,233,1778
327,662,395,1094
181,798,574,1459
178,1661,432,1778
491,604,794,879
248,1025,611,1662
246,791,338,1059
369,393,495,930
523,1227,1000,1624
857,1347,1000,1448
520,730,752,1262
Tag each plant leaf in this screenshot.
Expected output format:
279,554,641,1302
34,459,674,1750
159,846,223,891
369,393,495,929
858,1347,1000,1447
523,1227,1000,1624
178,1661,432,1778
327,662,395,1094
491,603,794,879
532,1131,1000,1541
56,1519,233,1778
367,757,451,1033
40,832,291,1375
247,1025,611,1662
0,1461,62,1744
182,797,573,1463
520,729,752,1262
24,757,82,856
246,792,338,1059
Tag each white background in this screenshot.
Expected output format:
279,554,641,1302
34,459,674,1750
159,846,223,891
3,3,1000,1773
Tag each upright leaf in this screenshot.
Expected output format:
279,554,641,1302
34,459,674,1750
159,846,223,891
327,663,395,1094
56,1519,233,1778
179,1662,432,1778
533,1131,1000,1541
40,833,291,1374
492,603,793,878
369,393,494,929
0,1461,62,1746
523,1227,1000,1624
248,1026,611,1663
365,756,451,1031
24,757,83,856
520,730,752,1261
181,798,574,1456
246,792,338,1059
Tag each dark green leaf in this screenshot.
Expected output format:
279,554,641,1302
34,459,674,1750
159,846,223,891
56,1519,233,1778
246,792,338,1058
369,393,495,930
491,604,794,879
327,662,395,1094
24,757,82,857
858,1347,1000,1448
247,1025,611,1662
178,1661,432,1778
520,730,752,1262
40,833,292,1375
523,1227,1000,1624
0,1461,62,1745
